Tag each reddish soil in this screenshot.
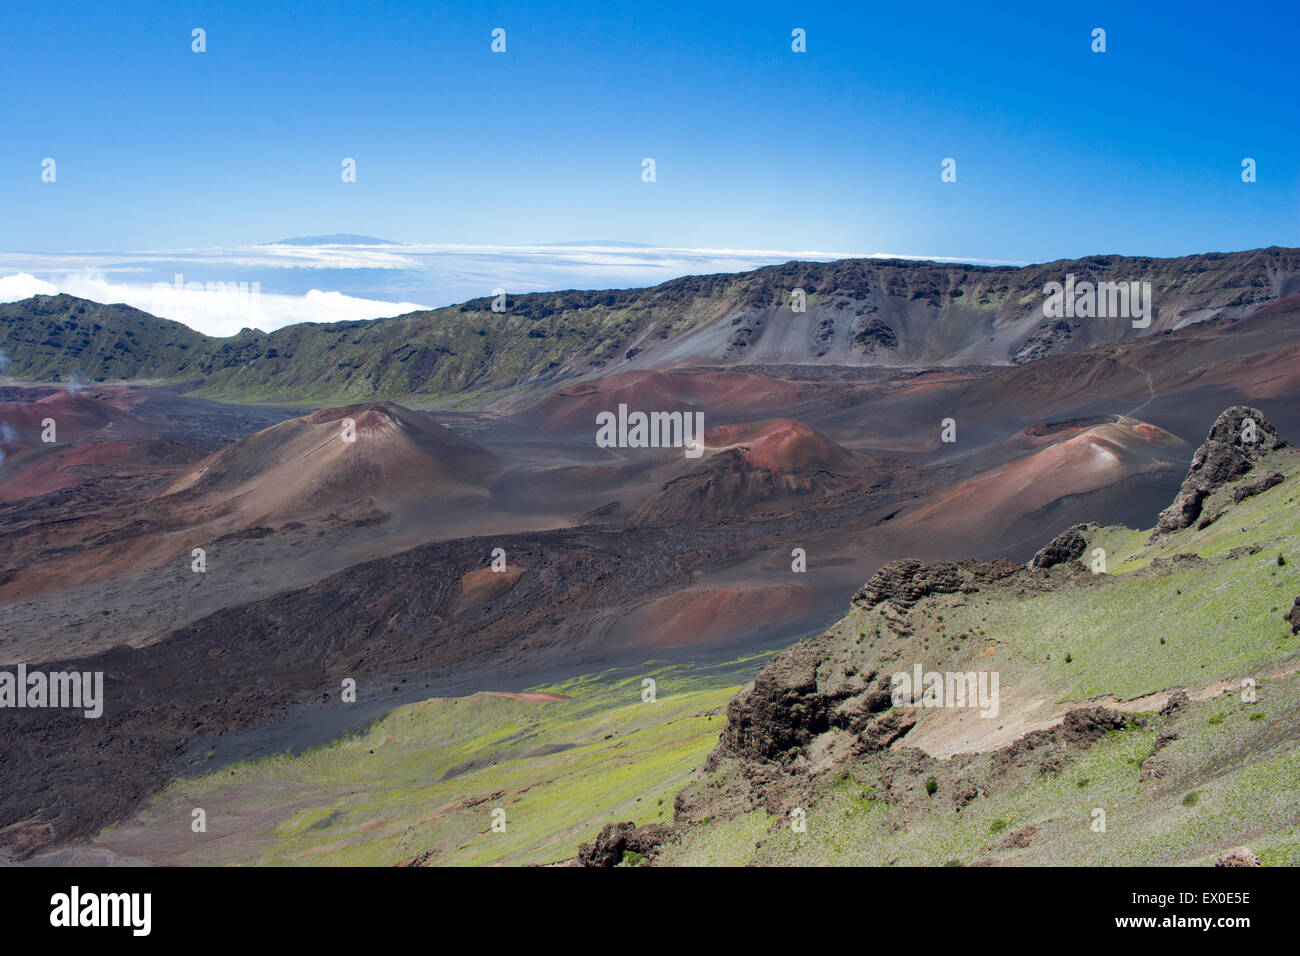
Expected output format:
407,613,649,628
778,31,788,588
515,369,801,433
614,584,814,647
900,418,1182,538
0,389,155,442
703,418,867,474
163,402,500,522
455,565,526,615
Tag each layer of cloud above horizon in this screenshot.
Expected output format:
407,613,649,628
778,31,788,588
0,242,1021,336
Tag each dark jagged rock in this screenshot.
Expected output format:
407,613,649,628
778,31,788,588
1002,824,1039,849
1216,846,1260,867
1196,509,1226,530
1014,319,1074,364
715,554,1023,766
852,708,917,754
711,632,895,764
853,557,1023,609
829,674,895,734
1231,471,1284,504
852,317,898,355
1289,596,1300,635
713,638,837,762
396,848,438,867
577,821,671,867
1150,406,1287,541
951,778,980,810
1030,524,1090,570
991,707,1129,776
1160,690,1190,717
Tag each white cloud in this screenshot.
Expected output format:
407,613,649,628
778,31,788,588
0,270,430,337
128,278,431,336
249,244,420,270
0,272,58,300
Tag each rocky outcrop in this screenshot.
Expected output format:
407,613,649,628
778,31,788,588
1150,406,1287,541
1231,471,1284,504
711,632,896,765
1215,846,1259,867
991,708,1131,776
852,557,1022,610
713,554,1024,767
577,821,672,867
852,317,898,355
1014,319,1074,364
1030,524,1090,570
716,641,834,762
852,707,917,754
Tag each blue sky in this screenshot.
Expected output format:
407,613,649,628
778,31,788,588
0,0,1296,331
